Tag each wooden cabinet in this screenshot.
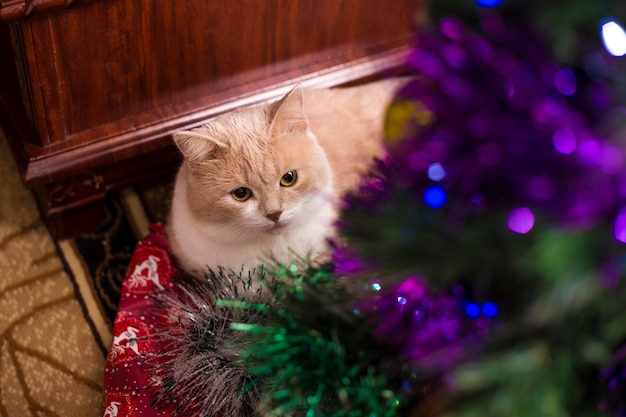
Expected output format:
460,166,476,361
0,0,419,238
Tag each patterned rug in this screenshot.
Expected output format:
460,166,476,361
0,134,173,417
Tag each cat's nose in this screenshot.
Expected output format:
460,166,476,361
266,211,283,223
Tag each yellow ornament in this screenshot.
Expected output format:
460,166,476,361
384,99,434,146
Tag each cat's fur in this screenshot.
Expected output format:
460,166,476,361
167,79,404,278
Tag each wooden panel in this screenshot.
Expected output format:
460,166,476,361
15,0,416,184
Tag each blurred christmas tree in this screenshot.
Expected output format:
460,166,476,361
338,2,626,415
152,1,626,416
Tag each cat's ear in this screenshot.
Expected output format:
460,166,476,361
173,129,227,168
270,84,309,136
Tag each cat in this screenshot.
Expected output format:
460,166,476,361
167,78,406,280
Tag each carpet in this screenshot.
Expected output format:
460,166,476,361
0,132,173,417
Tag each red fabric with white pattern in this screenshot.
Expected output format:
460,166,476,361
102,223,179,417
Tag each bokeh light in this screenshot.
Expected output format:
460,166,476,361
424,185,447,208
465,303,481,319
545,95,567,116
427,163,447,181
554,68,577,96
474,0,503,7
507,207,535,234
482,302,498,318
614,208,626,243
552,128,577,154
601,20,626,57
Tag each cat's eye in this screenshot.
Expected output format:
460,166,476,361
231,187,252,201
280,170,297,187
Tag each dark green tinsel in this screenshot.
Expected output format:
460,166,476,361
227,317,400,416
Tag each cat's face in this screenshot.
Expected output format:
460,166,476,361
173,86,333,243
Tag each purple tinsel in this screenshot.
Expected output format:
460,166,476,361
388,16,626,232
356,276,486,370
332,248,484,369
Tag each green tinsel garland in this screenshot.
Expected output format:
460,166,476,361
217,265,414,417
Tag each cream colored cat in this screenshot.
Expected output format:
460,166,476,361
167,78,404,278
